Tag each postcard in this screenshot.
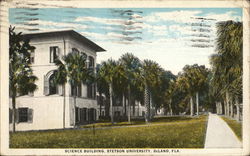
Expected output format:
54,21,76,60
0,0,249,155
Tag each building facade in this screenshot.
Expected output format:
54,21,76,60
9,30,105,131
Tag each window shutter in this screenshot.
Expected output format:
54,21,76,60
28,109,33,123
94,84,96,99
55,47,59,57
9,108,12,123
44,75,49,95
54,47,58,61
70,108,74,126
50,47,53,63
58,85,63,96
15,109,19,123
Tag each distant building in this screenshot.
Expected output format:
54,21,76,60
9,30,105,131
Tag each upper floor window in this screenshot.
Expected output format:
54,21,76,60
87,83,96,99
71,84,82,97
49,73,57,95
88,56,94,68
81,52,87,61
29,49,35,64
44,70,63,96
50,46,59,63
72,48,79,54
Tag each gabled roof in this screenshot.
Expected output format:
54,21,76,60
22,30,106,52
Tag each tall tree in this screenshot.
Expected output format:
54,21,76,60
210,20,242,118
140,59,163,122
98,59,125,124
176,64,208,116
119,53,141,123
9,26,38,132
96,64,109,119
54,52,92,127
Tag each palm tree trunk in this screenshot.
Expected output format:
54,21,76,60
235,96,240,121
149,92,152,119
215,102,219,114
230,100,233,118
138,102,140,116
99,93,102,119
224,100,227,116
63,84,66,128
169,99,173,116
196,92,199,116
226,91,230,116
133,97,135,116
124,95,127,116
122,94,125,116
74,86,77,126
109,83,114,125
144,84,150,123
12,91,16,132
127,85,131,123
190,96,193,116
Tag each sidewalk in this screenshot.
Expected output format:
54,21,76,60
204,113,242,148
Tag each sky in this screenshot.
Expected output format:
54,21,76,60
9,8,242,74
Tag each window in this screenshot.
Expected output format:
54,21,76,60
29,49,35,64
87,84,93,98
44,71,63,96
50,46,59,63
75,107,80,123
78,84,82,97
71,84,82,97
49,74,57,95
80,108,87,122
72,48,79,54
88,56,94,68
81,52,87,58
18,108,29,122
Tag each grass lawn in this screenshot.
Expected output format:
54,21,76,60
81,116,196,128
221,116,242,141
10,115,207,148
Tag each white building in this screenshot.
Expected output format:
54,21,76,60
9,30,105,131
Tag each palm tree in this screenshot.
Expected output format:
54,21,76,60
153,70,176,114
191,65,209,115
119,53,141,123
9,26,38,132
176,64,208,116
54,52,92,127
210,20,242,118
164,80,176,116
140,59,163,122
96,64,109,119
98,59,124,124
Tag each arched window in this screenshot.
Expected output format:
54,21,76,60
49,73,57,95
44,70,63,96
81,52,87,58
72,48,79,54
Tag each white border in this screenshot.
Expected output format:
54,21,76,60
1,0,249,155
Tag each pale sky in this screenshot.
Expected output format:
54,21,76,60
9,8,242,74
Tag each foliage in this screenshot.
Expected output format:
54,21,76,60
54,52,93,87
9,26,38,132
9,26,38,96
210,21,243,103
173,64,209,114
